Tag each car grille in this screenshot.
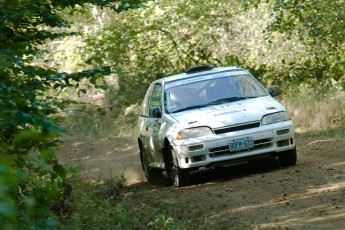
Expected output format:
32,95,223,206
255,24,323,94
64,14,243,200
209,138,272,157
213,122,261,135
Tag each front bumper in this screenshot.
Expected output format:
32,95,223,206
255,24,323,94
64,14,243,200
172,121,295,169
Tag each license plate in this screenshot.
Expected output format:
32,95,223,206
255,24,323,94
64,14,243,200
229,137,254,152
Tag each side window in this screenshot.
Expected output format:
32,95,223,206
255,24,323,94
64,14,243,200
149,84,162,117
140,84,154,117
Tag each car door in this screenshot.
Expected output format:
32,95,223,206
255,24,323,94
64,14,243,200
138,84,153,152
146,83,164,163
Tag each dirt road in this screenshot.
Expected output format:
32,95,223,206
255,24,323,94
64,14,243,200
61,135,345,229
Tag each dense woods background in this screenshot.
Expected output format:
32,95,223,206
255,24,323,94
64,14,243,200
0,0,344,228
59,0,345,137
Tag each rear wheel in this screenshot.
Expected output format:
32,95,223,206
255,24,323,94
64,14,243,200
279,148,297,167
165,145,190,187
140,147,161,182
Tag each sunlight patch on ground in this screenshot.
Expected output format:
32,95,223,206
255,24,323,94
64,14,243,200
307,181,345,193
224,180,345,229
299,138,338,149
71,141,87,147
260,207,345,229
231,181,345,214
331,161,345,166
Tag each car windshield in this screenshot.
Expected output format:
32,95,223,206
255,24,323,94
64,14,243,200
164,73,268,113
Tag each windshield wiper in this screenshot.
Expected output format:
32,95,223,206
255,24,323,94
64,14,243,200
171,104,208,113
208,96,256,105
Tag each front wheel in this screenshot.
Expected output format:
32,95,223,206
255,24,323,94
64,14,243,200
279,148,297,167
165,146,190,187
140,147,161,183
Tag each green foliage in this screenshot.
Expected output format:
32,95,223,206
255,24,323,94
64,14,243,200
0,130,64,229
69,1,246,129
71,193,134,229
64,178,197,230
0,0,146,228
11,1,341,228
82,0,343,95
53,0,344,137
63,178,140,229
243,0,345,89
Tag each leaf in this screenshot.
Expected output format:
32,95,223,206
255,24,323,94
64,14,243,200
101,66,112,75
90,77,97,85
78,88,87,94
53,164,67,181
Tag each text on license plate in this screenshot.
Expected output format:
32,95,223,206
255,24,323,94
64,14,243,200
229,137,254,152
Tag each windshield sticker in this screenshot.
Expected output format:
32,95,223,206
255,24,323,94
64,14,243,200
165,70,248,89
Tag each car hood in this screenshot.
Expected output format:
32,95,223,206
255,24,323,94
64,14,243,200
169,96,284,128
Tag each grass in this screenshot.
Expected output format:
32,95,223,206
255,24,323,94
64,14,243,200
280,90,345,135
296,126,345,138
60,176,202,230
60,176,137,229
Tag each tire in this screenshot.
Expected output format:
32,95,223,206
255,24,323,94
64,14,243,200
279,147,297,167
139,147,161,183
165,145,190,187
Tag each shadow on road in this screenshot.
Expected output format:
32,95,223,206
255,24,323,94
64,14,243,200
190,157,281,186
140,156,282,188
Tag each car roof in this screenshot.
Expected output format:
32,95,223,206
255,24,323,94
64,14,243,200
160,66,245,84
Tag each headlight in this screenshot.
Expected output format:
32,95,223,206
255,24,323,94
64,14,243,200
262,111,290,125
177,127,213,140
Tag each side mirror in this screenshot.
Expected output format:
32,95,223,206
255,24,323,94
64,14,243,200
268,85,281,97
152,107,162,118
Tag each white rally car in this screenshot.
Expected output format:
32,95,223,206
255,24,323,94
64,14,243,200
138,65,296,186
